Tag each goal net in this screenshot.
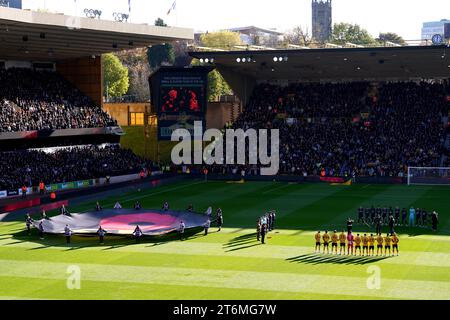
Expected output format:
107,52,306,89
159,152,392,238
407,167,450,186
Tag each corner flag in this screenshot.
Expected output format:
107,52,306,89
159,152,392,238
167,0,176,15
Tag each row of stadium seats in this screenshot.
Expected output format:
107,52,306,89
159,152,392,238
0,68,116,132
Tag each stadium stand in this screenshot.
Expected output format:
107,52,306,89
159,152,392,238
0,68,151,192
211,80,449,177
0,145,149,191
0,68,116,132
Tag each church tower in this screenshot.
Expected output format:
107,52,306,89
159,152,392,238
312,0,332,43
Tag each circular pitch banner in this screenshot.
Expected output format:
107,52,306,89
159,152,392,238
32,209,209,236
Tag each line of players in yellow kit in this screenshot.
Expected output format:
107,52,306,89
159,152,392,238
314,230,399,256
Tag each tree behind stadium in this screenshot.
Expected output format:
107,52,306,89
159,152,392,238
331,22,376,46
147,18,175,69
376,32,406,45
196,31,243,101
102,53,130,98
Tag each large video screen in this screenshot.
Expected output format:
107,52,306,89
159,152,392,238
159,73,206,114
160,86,205,114
150,67,210,140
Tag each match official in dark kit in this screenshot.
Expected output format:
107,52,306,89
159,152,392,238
260,222,267,244
179,220,185,240
25,213,33,235
133,225,143,243
256,218,261,241
97,226,107,244
64,224,72,244
216,208,223,232
204,219,210,236
38,221,44,240
375,214,383,234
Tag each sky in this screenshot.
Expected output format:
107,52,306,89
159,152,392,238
22,0,450,40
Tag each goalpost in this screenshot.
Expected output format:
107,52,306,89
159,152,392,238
407,167,450,186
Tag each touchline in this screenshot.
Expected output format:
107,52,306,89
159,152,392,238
171,121,280,175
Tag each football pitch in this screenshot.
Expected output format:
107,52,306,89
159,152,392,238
0,180,449,300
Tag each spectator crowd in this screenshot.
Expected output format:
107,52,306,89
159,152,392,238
0,68,116,132
209,81,448,177
0,67,448,188
0,145,149,191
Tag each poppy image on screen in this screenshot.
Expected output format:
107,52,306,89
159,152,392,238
160,86,204,114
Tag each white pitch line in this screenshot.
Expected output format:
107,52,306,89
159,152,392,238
81,180,205,212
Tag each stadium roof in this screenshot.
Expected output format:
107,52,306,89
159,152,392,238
190,45,450,82
228,26,284,36
0,6,193,61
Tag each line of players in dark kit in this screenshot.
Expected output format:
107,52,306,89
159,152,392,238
355,205,439,232
256,211,277,244
24,200,224,244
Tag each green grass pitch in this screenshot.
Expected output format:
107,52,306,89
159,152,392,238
0,180,449,300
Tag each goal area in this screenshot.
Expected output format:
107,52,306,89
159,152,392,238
407,167,450,186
